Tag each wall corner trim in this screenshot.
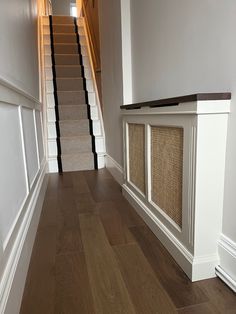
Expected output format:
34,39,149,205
0,162,48,314
105,154,124,185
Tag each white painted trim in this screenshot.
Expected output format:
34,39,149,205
217,234,236,292
123,184,221,281
0,162,48,314
0,77,41,108
216,266,236,293
105,154,124,185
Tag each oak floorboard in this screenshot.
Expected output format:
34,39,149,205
114,243,177,314
79,213,136,314
98,201,135,245
85,171,123,202
114,198,145,227
55,252,95,314
197,278,236,313
130,225,208,309
20,226,57,314
178,302,218,314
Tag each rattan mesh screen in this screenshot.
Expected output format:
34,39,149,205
151,126,183,227
128,123,145,194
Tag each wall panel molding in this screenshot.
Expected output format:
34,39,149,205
0,77,42,110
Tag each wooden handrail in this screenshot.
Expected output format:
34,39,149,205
82,1,100,72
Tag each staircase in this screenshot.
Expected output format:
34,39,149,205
42,15,105,172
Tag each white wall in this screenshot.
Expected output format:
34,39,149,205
0,0,47,312
99,0,124,167
52,0,72,15
99,0,236,289
0,0,40,99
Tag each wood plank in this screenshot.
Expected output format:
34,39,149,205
114,199,145,227
72,171,91,194
85,170,123,202
113,243,177,314
57,187,83,254
98,201,135,245
197,278,236,313
55,252,95,314
20,226,57,314
79,213,136,314
130,226,208,309
75,192,97,214
178,303,218,314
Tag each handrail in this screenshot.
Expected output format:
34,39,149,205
120,93,231,110
82,2,100,72
80,15,105,138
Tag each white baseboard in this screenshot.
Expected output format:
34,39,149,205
0,164,48,314
217,234,236,292
122,184,220,282
105,154,124,185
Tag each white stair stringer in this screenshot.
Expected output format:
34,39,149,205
42,16,58,173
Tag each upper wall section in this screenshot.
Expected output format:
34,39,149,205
130,0,236,103
0,0,40,100
52,0,72,15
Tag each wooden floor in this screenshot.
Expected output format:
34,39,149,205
20,170,236,314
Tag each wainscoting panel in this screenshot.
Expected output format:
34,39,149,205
35,110,44,165
22,108,39,186
0,77,47,314
0,102,28,244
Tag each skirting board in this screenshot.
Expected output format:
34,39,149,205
217,234,236,292
122,184,219,282
105,154,124,185
0,164,48,314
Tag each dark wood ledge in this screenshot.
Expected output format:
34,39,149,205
120,93,231,110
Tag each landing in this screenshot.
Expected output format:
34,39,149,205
20,170,236,313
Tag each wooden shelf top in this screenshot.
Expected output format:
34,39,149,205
120,93,231,110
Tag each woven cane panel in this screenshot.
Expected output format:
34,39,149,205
151,126,183,227
128,123,145,194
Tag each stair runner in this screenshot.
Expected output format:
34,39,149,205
49,15,97,172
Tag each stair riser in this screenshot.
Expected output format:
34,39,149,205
61,137,92,154
56,79,84,91
59,106,88,120
57,92,86,106
52,16,74,25
59,121,90,137
55,66,82,78
54,44,78,54
53,34,77,43
55,55,81,65
53,25,75,34
61,154,94,172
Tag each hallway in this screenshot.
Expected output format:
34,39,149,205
20,170,236,314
